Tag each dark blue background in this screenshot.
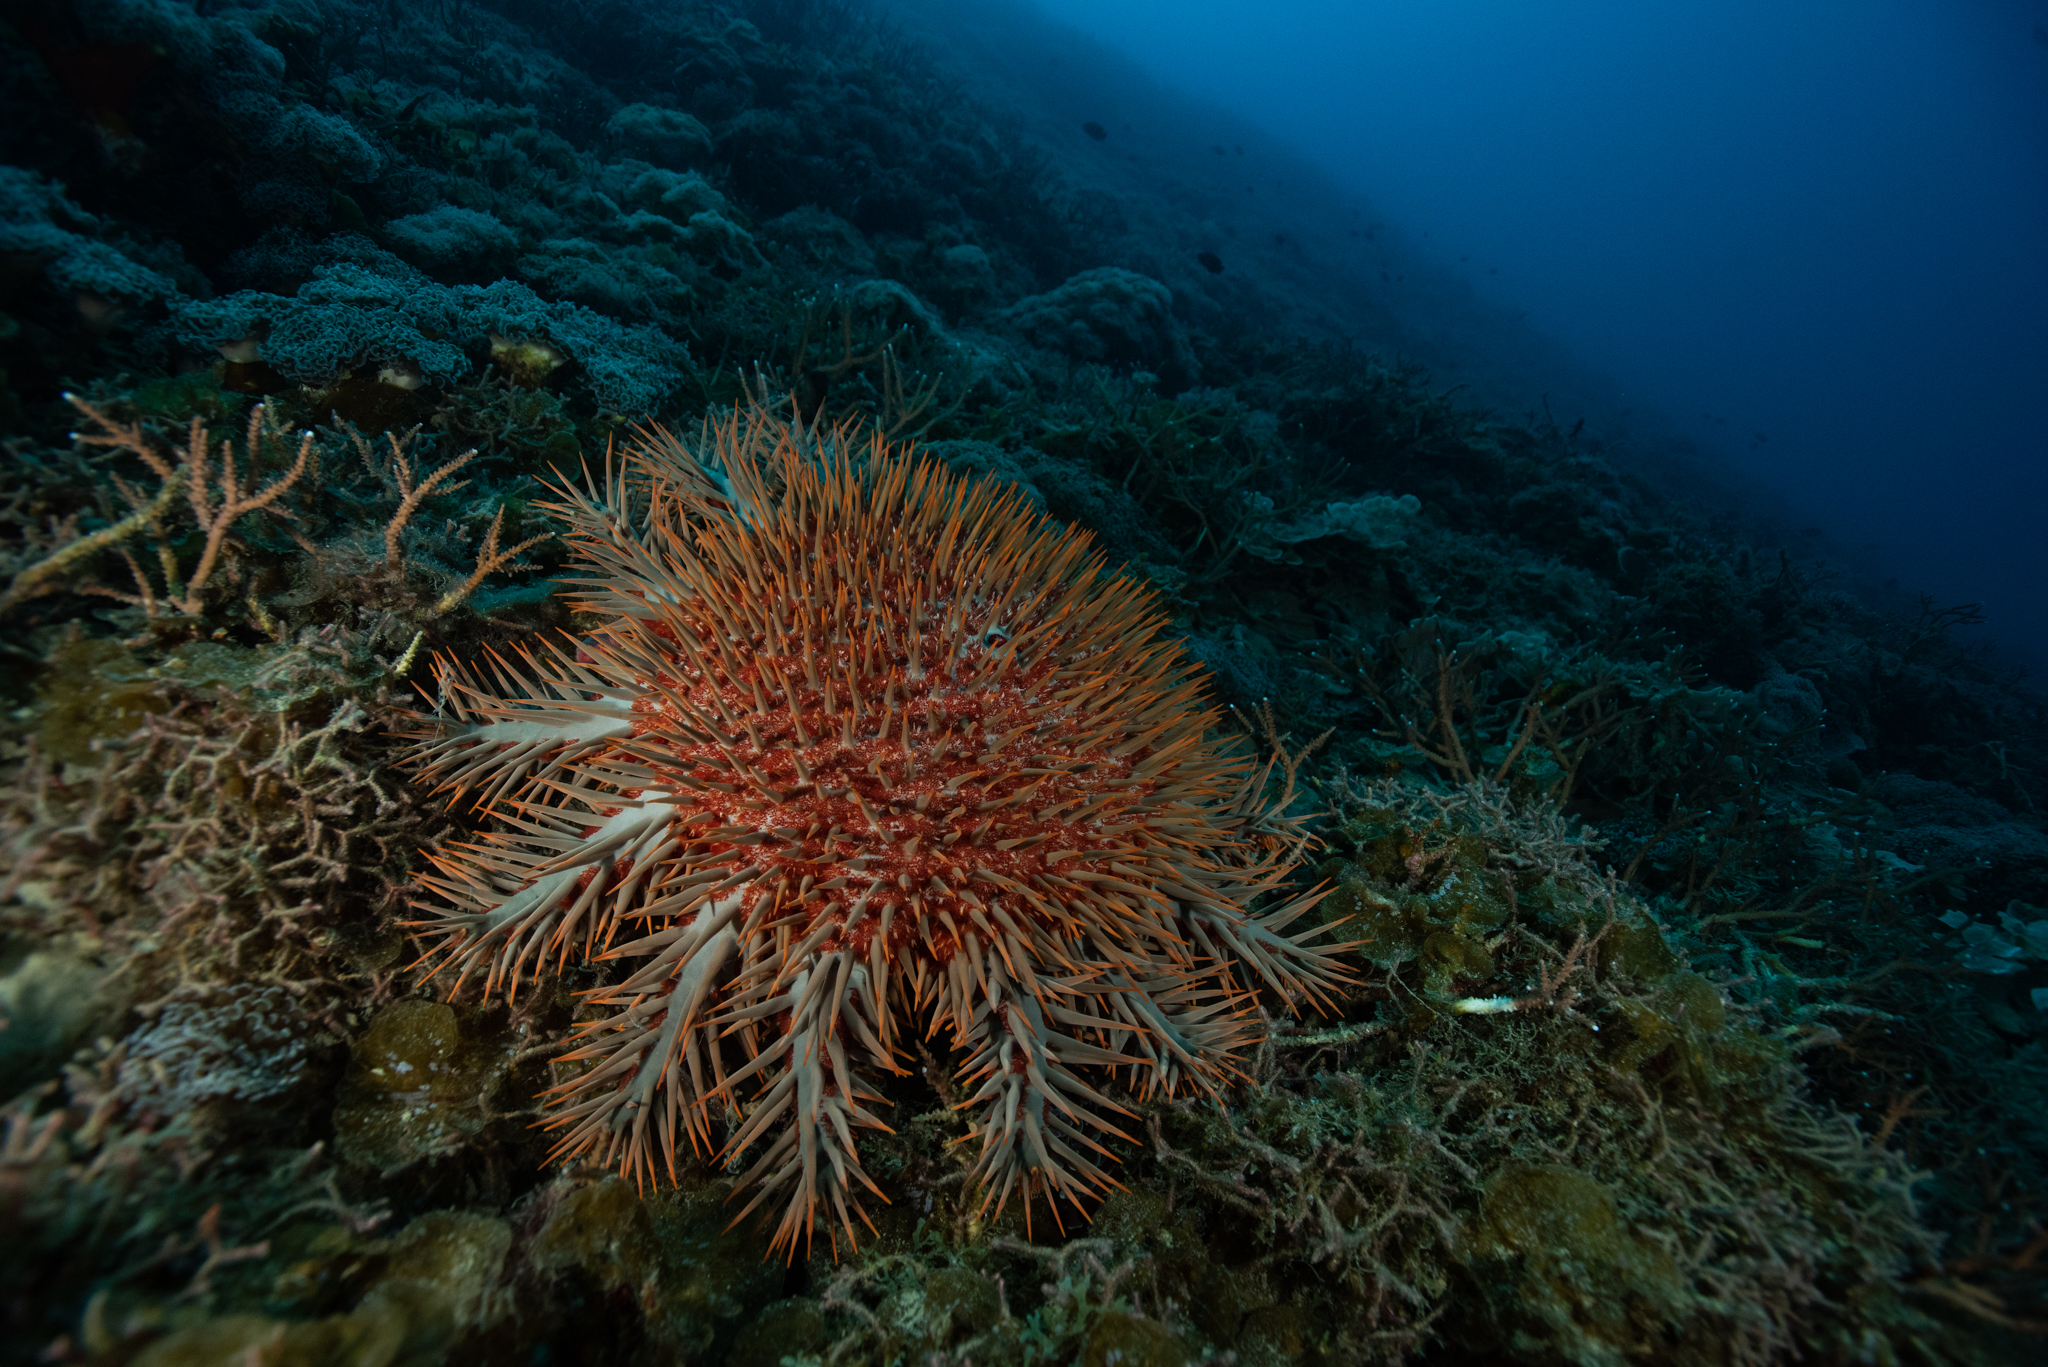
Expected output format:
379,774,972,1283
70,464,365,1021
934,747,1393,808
1017,0,2048,670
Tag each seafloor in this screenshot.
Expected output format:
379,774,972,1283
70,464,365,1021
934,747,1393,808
2,2,2045,1364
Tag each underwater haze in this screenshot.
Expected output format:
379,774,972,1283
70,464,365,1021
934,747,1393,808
1027,0,2048,669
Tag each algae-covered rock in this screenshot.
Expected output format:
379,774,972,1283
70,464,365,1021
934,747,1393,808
332,1000,515,1173
370,1212,512,1339
1237,1303,1312,1359
0,941,113,1097
130,1313,294,1367
1243,781,1943,1363
525,1175,783,1357
1081,1312,1190,1367
605,103,714,169
925,1268,1002,1340
36,635,171,764
1464,1164,1685,1361
1185,1263,1248,1351
525,1175,660,1287
129,1211,511,1367
761,205,877,280
1319,820,1510,1000
727,1297,826,1367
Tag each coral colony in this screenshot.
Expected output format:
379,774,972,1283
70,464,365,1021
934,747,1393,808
404,408,1348,1256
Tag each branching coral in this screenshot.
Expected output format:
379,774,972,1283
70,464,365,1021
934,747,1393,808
401,406,1349,1258
0,396,553,635
0,395,310,618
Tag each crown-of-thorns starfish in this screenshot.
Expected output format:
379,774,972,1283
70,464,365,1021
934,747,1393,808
403,406,1350,1259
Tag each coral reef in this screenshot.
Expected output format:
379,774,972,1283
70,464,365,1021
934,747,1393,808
1000,268,1200,389
0,0,2043,1362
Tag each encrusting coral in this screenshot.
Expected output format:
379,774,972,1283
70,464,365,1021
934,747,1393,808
402,406,1349,1259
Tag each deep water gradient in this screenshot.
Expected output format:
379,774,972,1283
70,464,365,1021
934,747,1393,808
1016,0,2048,670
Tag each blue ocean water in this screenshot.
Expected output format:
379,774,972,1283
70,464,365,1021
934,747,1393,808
1020,0,2048,675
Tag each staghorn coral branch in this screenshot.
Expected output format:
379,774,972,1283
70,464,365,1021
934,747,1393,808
0,485,182,613
354,424,479,571
11,395,316,618
174,405,314,615
429,505,550,618
876,345,967,441
0,398,186,613
175,1203,272,1299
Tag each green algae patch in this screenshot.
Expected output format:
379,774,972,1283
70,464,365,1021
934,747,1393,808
530,1176,784,1359
525,1174,660,1283
36,635,171,764
1609,969,1784,1108
1089,1188,1204,1259
783,1268,1006,1366
728,1298,828,1367
0,941,113,1097
1237,1303,1313,1359
1109,780,1947,1365
372,1212,513,1334
1601,915,1679,982
1319,815,1512,1000
33,635,358,765
129,1212,512,1367
99,1182,790,1367
130,1314,294,1367
1081,1312,1190,1367
1464,1165,1685,1362
489,333,570,387
155,640,283,691
333,1000,517,1174
925,1268,1003,1340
